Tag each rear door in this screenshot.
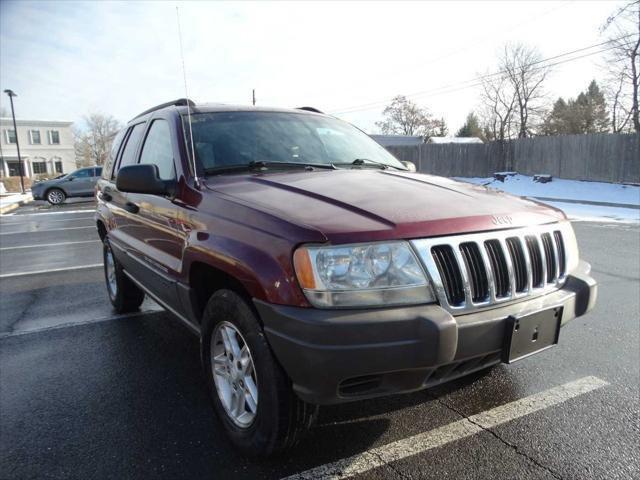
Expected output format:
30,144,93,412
97,122,147,270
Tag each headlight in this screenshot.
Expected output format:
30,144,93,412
293,241,435,308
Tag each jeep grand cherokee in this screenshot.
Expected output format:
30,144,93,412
95,99,597,456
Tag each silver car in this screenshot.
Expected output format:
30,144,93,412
31,167,102,205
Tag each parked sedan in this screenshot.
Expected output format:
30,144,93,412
32,167,102,205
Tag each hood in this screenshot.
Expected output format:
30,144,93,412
205,169,565,243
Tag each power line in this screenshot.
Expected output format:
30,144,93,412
329,35,635,115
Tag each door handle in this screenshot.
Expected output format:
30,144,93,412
124,202,139,214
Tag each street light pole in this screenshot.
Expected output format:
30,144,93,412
3,89,25,194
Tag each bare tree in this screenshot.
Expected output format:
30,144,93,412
479,72,517,142
75,113,122,166
376,95,441,140
499,43,552,138
602,1,640,132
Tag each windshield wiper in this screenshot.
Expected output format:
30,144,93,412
333,158,403,170
204,161,336,175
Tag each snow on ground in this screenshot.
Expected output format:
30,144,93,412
456,174,640,224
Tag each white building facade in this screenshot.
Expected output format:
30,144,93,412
0,118,77,178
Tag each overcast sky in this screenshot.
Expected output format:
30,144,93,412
0,0,624,133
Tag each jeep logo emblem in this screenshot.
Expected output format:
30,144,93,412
491,215,513,225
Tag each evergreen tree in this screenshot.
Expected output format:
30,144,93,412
584,80,610,133
542,80,610,135
433,117,449,137
456,112,484,138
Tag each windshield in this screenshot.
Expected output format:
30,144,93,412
185,111,405,172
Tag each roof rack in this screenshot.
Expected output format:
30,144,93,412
297,106,324,114
132,98,195,120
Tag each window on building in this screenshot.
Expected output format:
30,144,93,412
49,130,60,144
113,122,146,178
32,161,47,174
4,129,17,144
55,161,63,174
30,130,41,144
6,161,22,176
139,119,175,180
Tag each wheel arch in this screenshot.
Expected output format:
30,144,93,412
188,261,261,324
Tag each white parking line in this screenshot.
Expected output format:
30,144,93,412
1,209,95,217
283,376,609,480
0,226,95,235
0,240,101,251
0,216,94,224
0,308,164,339
0,263,102,278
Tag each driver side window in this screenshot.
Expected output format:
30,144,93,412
139,119,176,181
72,169,91,178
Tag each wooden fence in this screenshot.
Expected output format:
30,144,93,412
386,133,640,183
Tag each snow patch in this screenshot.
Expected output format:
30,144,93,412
456,174,640,224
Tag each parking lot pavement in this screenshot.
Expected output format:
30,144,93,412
0,203,638,479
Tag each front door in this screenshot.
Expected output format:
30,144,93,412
65,168,94,196
122,117,186,313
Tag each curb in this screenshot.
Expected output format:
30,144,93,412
0,194,33,215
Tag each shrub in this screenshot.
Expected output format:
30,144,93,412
0,177,33,193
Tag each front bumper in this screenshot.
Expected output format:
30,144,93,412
255,260,597,405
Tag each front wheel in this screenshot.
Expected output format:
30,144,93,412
201,290,317,456
103,239,145,313
46,188,66,205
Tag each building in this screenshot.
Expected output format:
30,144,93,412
0,118,76,179
370,134,424,147
427,136,483,144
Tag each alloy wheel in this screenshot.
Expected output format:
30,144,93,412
211,321,259,428
47,190,64,204
105,247,118,300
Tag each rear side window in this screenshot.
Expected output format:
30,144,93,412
103,129,126,179
139,119,175,180
94,167,102,177
114,122,146,177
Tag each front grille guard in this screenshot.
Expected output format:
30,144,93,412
411,222,574,314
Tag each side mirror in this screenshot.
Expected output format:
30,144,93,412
401,161,417,172
67,176,75,181
116,164,171,195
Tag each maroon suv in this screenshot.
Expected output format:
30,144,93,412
96,99,597,456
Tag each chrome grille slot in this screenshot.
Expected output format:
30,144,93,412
484,240,510,298
506,237,527,293
411,223,573,314
525,235,544,288
554,230,566,276
459,242,489,303
541,233,557,283
431,245,465,306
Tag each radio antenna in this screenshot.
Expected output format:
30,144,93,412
176,6,199,189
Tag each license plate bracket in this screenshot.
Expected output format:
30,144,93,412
503,306,563,363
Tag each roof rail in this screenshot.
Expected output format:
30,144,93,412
132,98,195,120
297,106,324,114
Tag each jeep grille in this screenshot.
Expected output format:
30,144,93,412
411,224,570,314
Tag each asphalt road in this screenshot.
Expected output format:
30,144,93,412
0,200,638,480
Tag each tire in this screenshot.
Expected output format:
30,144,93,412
46,188,66,205
201,289,317,457
103,238,145,313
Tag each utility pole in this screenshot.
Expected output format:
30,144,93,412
3,89,25,194
252,89,256,106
